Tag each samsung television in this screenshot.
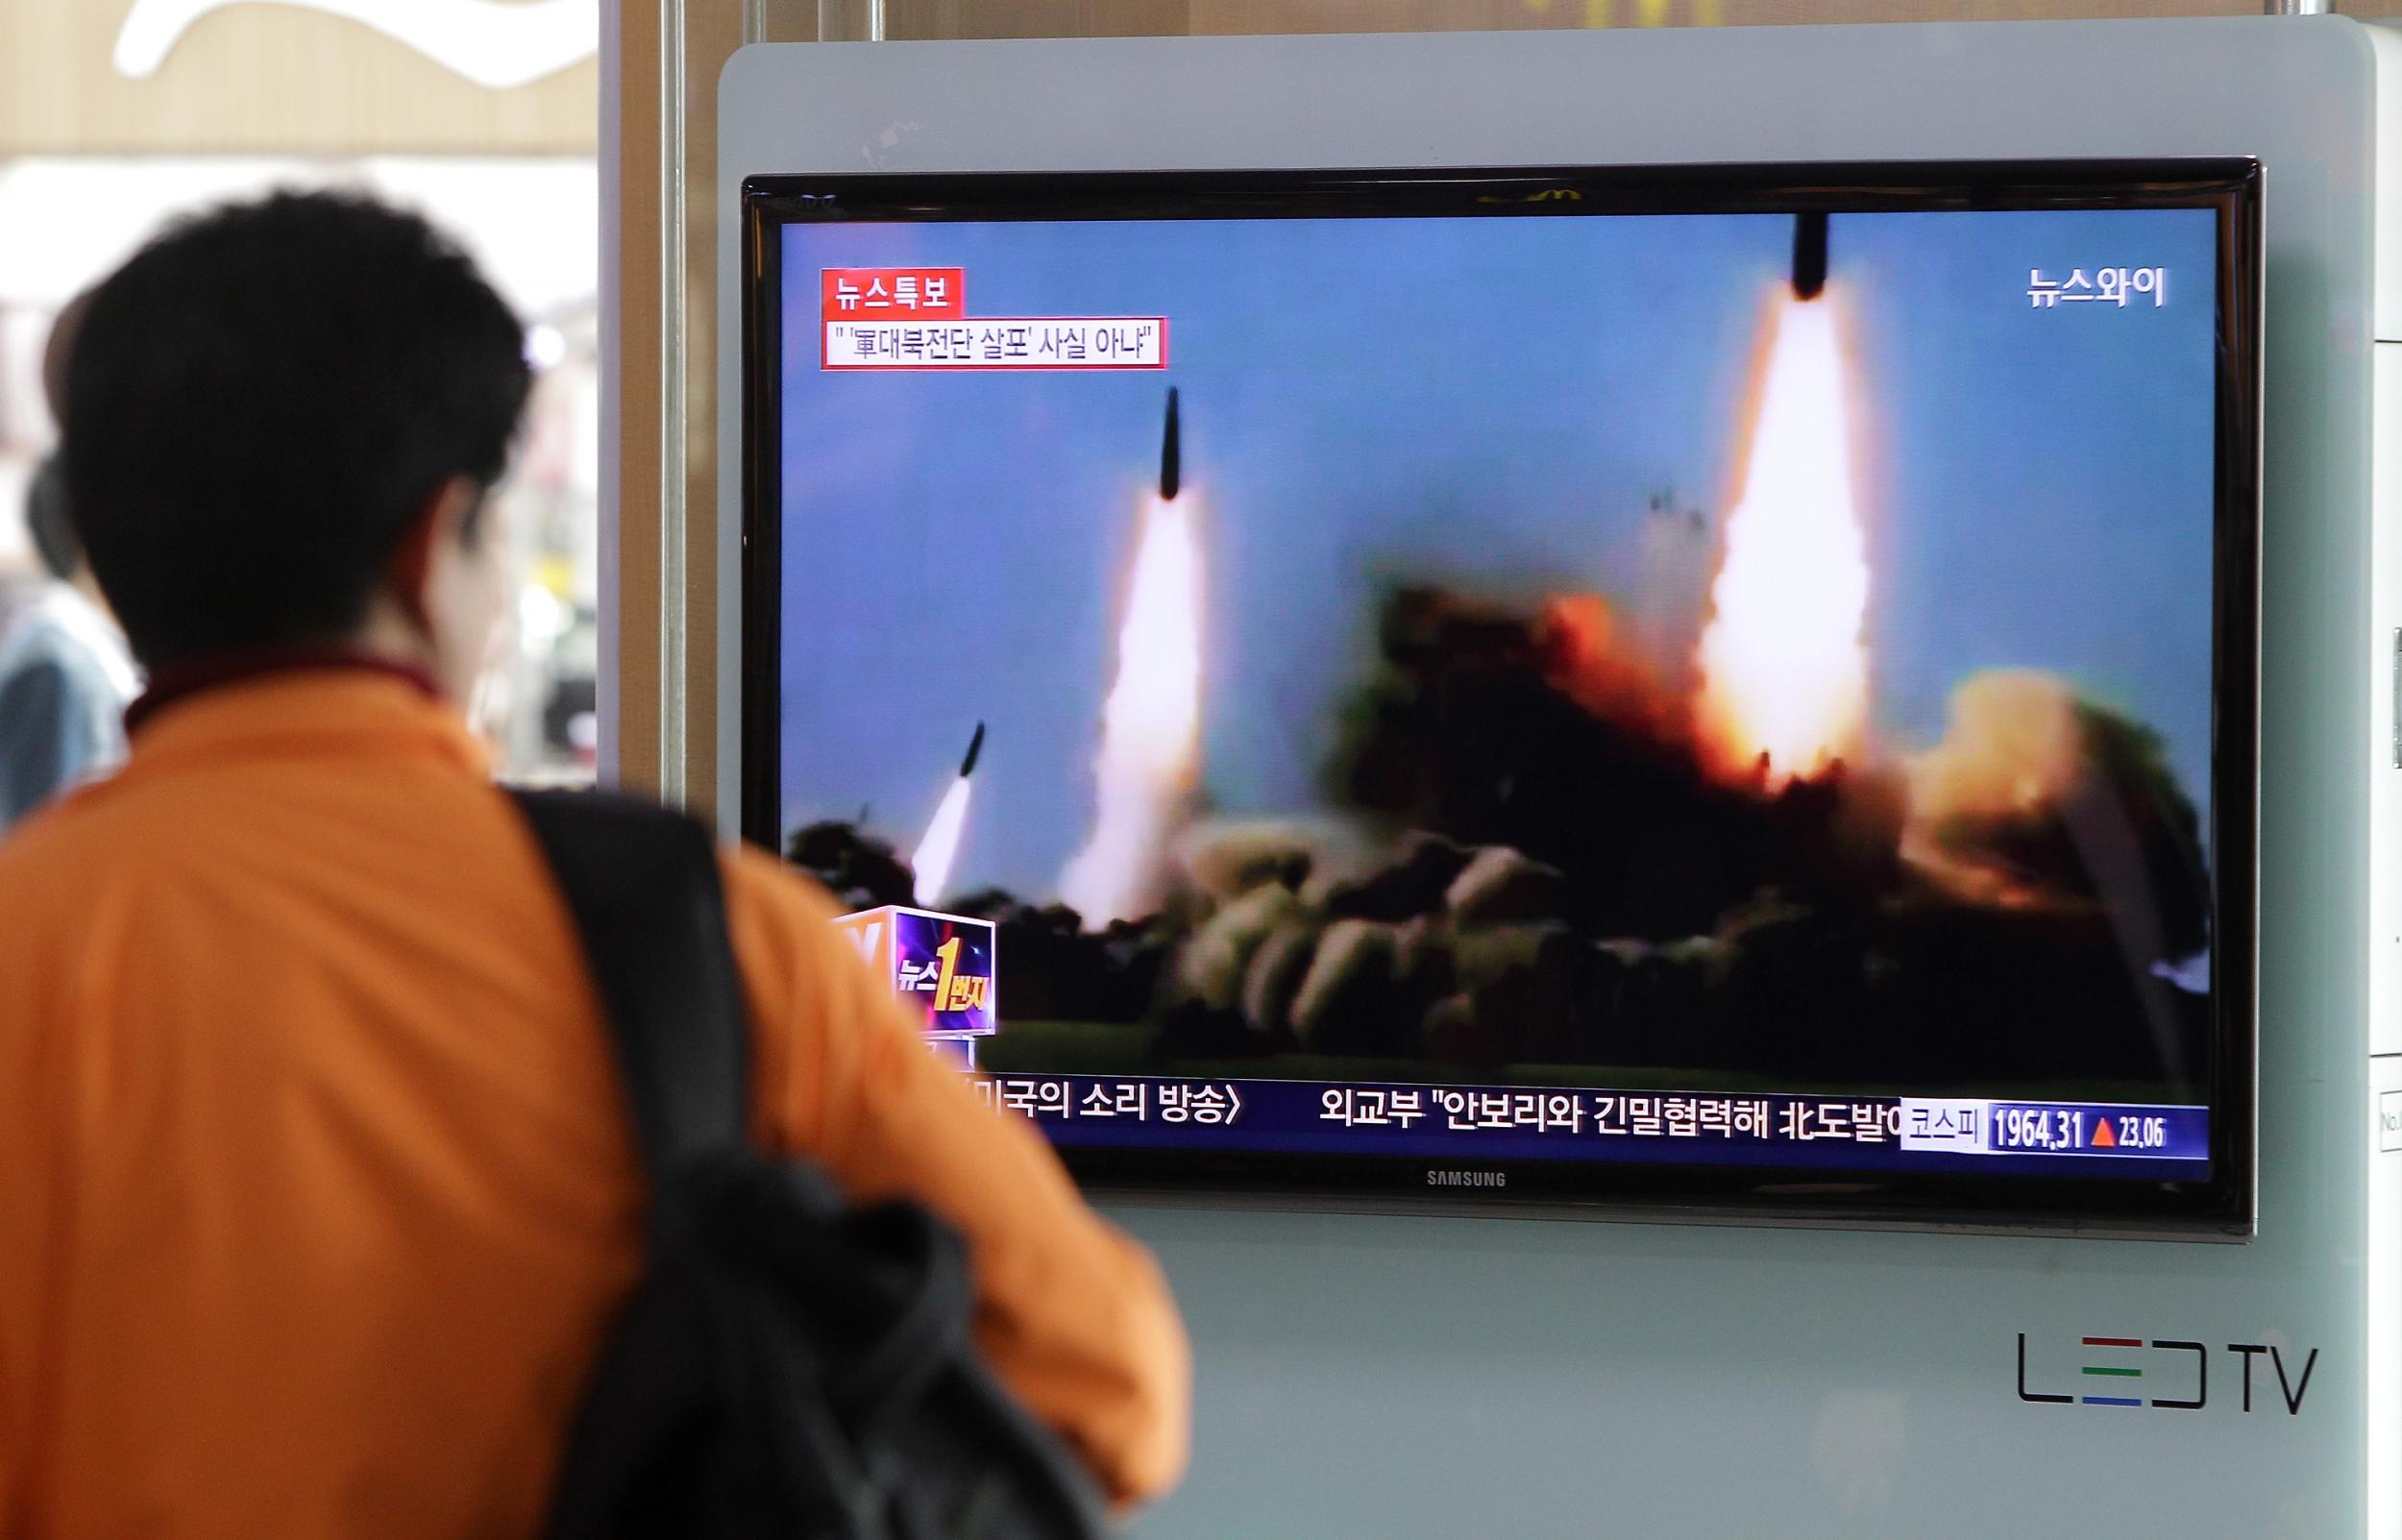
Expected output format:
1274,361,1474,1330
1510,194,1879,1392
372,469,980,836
741,160,2262,1234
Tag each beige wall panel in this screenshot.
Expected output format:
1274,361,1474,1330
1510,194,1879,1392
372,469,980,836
0,0,597,155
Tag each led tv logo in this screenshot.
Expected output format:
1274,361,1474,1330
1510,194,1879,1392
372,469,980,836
2015,1333,2317,1414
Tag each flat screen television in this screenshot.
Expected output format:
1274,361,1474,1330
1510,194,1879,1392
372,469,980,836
741,160,2261,1234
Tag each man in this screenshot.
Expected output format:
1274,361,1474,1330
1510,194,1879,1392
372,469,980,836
0,296,140,833
0,192,1188,1539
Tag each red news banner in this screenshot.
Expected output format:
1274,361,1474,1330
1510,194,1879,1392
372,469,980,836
821,267,1167,372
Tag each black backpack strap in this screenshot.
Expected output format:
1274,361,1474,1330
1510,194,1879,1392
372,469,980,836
509,789,750,1186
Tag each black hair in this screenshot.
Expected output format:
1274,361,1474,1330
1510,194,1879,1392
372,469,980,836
61,190,529,669
24,455,77,582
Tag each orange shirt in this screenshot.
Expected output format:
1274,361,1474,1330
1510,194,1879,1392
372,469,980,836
0,670,1188,1540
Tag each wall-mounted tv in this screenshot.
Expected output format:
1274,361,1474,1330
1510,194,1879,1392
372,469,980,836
742,160,2261,1234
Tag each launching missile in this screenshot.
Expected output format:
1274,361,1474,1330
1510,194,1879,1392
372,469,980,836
1160,386,1182,501
916,725,985,904
1792,210,1828,302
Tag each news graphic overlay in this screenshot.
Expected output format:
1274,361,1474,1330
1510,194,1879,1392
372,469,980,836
834,901,997,1068
747,165,2259,1228
817,264,1166,371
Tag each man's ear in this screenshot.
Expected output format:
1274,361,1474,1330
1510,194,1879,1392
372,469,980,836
386,477,481,636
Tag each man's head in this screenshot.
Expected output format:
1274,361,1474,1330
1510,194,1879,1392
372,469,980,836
61,191,529,697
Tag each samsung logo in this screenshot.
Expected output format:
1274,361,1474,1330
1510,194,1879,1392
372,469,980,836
1427,1170,1507,1188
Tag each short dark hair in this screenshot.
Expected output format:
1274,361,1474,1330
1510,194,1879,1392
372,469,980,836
61,191,529,668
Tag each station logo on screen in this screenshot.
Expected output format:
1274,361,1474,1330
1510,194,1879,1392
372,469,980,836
821,266,1166,371
835,905,997,1041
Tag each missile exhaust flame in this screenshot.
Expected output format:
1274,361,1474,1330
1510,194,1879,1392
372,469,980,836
911,721,985,906
1060,391,1204,927
1692,285,1871,788
913,779,972,906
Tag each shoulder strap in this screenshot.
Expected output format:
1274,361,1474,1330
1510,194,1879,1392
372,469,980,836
509,789,750,1187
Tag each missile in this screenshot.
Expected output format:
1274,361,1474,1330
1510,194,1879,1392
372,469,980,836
1160,386,1182,501
916,725,985,904
1792,211,1828,302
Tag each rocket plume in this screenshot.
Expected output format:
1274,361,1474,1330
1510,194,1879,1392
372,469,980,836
1900,670,2080,904
913,779,973,906
1061,393,1203,927
1908,672,2082,825
1693,287,1871,788
912,721,986,906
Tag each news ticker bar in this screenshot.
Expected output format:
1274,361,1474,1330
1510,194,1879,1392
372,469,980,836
966,1071,2211,1169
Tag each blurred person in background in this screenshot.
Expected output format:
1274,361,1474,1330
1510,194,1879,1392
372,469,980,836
0,566,39,640
0,292,138,830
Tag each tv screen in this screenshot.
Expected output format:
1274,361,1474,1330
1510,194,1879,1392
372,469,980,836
742,161,2260,1233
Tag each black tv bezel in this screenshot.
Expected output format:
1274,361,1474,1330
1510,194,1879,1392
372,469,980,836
740,159,2263,1238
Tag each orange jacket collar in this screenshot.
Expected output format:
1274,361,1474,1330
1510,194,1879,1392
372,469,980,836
128,649,439,735
123,658,485,780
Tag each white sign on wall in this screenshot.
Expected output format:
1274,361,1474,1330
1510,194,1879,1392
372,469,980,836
112,0,600,89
